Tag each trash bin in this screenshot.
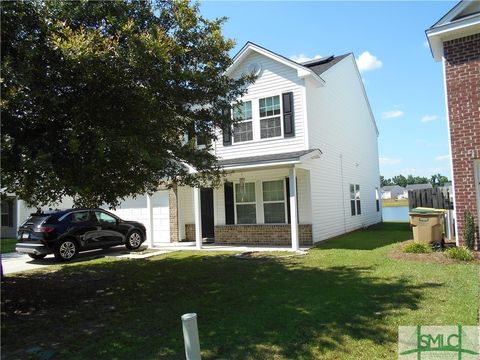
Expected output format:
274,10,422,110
409,208,446,244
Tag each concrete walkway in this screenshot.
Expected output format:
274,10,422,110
1,246,170,275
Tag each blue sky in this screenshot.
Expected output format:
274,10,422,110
199,0,457,180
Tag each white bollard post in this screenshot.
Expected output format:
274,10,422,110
181,313,201,360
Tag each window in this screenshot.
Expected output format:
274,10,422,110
233,101,253,143
235,182,256,224
1,200,12,227
259,96,281,139
350,184,361,216
375,188,380,212
95,211,117,224
263,180,286,223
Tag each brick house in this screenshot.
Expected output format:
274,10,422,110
427,0,480,246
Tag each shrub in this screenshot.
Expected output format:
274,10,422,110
463,211,476,250
445,246,475,261
403,242,431,254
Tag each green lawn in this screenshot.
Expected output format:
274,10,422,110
0,238,17,254
1,223,478,359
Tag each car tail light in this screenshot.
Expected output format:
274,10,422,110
38,226,55,233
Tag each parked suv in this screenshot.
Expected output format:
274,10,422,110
16,209,147,261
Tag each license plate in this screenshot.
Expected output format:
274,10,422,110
22,233,29,239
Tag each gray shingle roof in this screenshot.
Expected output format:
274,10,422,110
382,185,404,191
302,54,351,75
218,149,321,168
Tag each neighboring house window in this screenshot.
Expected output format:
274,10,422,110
1,200,12,227
259,95,281,139
350,184,361,216
375,188,380,212
263,180,286,223
233,101,253,143
235,182,256,224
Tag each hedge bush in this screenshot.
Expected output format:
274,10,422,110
445,246,475,261
403,242,431,254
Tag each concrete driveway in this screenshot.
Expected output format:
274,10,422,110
1,246,168,275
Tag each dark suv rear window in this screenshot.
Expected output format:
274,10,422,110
22,215,57,227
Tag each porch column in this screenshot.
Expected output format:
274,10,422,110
193,187,202,249
146,194,154,247
289,167,299,251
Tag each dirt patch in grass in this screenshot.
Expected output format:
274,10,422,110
389,240,480,264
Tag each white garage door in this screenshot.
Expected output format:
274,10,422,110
109,191,170,246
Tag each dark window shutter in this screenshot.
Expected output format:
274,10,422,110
222,108,232,146
224,182,234,224
282,92,294,137
285,177,291,224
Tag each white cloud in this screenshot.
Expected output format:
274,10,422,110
421,115,438,122
435,155,451,161
379,157,402,165
290,54,322,63
423,40,430,48
356,51,383,73
382,110,404,119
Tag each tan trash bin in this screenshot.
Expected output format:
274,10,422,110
409,211,445,244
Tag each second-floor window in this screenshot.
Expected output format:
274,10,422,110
233,101,253,143
259,95,281,139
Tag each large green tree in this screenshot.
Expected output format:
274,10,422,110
1,0,251,208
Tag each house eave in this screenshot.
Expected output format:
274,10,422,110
427,13,480,61
226,42,326,86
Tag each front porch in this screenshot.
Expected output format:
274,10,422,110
177,149,321,250
149,241,313,252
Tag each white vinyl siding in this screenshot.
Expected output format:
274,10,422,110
216,52,307,159
305,55,381,242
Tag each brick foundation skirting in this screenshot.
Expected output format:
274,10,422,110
185,224,313,246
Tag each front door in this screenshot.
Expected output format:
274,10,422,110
201,188,214,239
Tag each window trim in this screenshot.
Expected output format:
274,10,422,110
230,93,285,145
1,200,12,228
350,183,361,216
233,181,257,224
232,100,254,144
261,179,288,224
258,95,283,140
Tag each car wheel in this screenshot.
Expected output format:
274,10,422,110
54,239,78,261
28,254,47,260
126,230,143,250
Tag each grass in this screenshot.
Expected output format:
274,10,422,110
1,223,479,359
1,238,17,254
382,199,408,207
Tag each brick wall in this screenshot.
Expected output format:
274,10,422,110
185,224,196,241
169,184,179,242
443,33,480,245
214,224,312,246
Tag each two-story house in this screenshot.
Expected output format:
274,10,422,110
170,42,381,249
427,0,480,246
3,42,382,249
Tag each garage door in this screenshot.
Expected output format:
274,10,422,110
109,191,170,246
